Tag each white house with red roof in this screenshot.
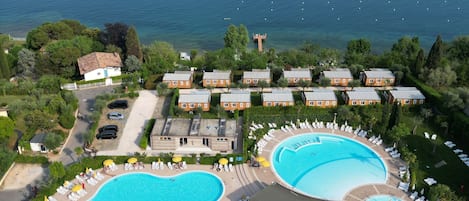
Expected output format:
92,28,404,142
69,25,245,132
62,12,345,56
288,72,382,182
77,52,122,81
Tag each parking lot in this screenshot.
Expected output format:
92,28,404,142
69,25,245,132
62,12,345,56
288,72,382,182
95,90,158,156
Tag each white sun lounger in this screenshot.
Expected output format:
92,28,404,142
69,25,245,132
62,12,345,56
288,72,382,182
424,132,430,139
48,196,58,201
391,153,401,158
431,134,437,140
459,154,468,158
385,147,395,152
228,163,234,172
68,194,78,201
398,182,409,192
409,191,418,200
454,149,463,154
167,162,173,170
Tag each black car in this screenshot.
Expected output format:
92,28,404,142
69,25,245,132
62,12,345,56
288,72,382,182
96,130,117,139
98,125,118,133
107,100,128,109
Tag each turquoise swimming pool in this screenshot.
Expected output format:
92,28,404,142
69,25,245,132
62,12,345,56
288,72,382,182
272,133,387,200
91,171,224,201
367,195,401,201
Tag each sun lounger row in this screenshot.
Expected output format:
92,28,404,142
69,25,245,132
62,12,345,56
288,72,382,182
409,191,419,200
311,121,325,129
151,161,164,170
414,196,426,201
213,163,234,172
368,135,383,145
267,123,277,128
444,141,456,148
48,196,58,201
424,132,437,140
340,124,354,133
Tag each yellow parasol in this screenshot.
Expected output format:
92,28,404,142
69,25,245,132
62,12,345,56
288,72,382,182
172,156,182,163
44,196,49,201
127,157,138,164
157,158,161,163
218,158,228,165
103,159,114,166
256,156,266,162
261,160,271,167
72,184,82,192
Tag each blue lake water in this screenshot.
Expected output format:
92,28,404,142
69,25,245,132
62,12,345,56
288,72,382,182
1,0,468,51
90,171,224,201
272,133,387,200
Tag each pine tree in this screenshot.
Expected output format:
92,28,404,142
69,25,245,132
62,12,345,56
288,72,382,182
0,48,10,79
425,35,443,69
125,26,143,62
413,48,425,76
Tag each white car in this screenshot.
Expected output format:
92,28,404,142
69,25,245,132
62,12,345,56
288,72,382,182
107,112,124,120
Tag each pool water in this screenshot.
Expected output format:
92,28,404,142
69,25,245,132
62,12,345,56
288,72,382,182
91,171,224,201
272,133,387,200
367,195,402,201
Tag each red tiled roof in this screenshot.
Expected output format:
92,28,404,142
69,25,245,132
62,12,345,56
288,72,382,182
77,52,122,75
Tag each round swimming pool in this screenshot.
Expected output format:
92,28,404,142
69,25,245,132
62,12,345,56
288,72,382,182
272,133,387,200
91,171,224,201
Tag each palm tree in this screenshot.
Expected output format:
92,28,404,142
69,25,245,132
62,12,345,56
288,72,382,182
74,146,84,162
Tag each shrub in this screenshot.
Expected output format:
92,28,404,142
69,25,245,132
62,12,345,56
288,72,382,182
15,155,48,164
58,113,75,129
139,119,156,149
44,132,64,150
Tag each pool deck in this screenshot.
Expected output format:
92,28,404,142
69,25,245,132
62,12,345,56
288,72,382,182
50,127,412,201
253,127,412,201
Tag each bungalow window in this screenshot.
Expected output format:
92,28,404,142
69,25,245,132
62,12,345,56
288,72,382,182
179,81,184,85
283,103,287,106
240,103,244,107
361,101,365,105
352,101,357,105
275,102,279,106
309,101,313,105
253,79,258,83
182,104,187,108
376,79,381,83
224,103,229,107
246,103,250,107
405,100,410,104
317,101,322,106
267,102,272,106
190,103,195,108
334,79,339,83
198,103,202,107
206,80,211,84
325,101,329,105
213,80,217,84
294,78,298,82
413,100,417,104
173,81,177,85
231,103,236,107
246,79,251,83
332,101,337,106
369,79,374,83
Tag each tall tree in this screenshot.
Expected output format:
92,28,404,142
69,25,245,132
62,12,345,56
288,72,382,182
224,24,249,53
16,48,36,78
125,26,143,61
413,48,425,75
0,46,10,79
0,117,15,140
390,36,420,67
345,38,371,65
143,41,177,73
426,65,457,88
425,35,443,69
124,55,142,72
100,22,129,53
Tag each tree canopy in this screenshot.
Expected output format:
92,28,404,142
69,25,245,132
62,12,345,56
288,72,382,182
224,24,249,52
125,26,143,61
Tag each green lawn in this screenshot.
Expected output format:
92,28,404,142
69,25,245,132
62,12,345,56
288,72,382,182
0,95,27,105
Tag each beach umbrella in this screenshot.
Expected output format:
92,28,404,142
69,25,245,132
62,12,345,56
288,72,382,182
218,158,228,165
256,156,266,162
172,156,182,163
128,157,138,164
103,159,114,166
157,158,161,163
261,160,271,167
72,184,82,192
44,196,49,201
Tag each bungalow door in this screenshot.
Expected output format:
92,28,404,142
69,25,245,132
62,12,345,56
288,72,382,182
104,69,109,77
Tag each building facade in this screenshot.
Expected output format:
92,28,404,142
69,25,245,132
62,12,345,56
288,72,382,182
386,87,425,105
303,89,338,108
343,88,381,106
242,69,271,86
283,68,312,86
321,68,354,87
77,52,122,81
162,71,193,89
178,90,211,111
262,89,294,107
361,68,395,87
202,70,231,88
220,91,251,111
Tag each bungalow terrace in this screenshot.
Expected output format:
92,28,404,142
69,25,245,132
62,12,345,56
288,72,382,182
178,90,211,111
361,68,395,87
220,90,251,111
242,69,271,86
321,68,353,87
343,88,381,106
162,71,193,89
283,68,312,86
202,70,231,88
77,52,122,82
262,89,294,107
386,87,425,105
303,88,337,108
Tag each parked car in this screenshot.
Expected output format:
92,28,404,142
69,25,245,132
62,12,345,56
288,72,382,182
107,100,128,109
98,125,118,133
108,112,124,120
96,130,117,139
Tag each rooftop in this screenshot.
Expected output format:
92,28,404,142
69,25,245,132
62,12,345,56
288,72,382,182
346,88,381,100
220,93,251,103
203,70,231,80
322,68,353,79
283,69,311,79
390,87,425,99
77,52,122,75
263,89,294,102
364,68,395,78
163,73,192,81
304,90,337,101
178,93,211,103
244,69,271,79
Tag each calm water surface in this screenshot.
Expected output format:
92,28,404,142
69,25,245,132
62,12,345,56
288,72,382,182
1,0,468,51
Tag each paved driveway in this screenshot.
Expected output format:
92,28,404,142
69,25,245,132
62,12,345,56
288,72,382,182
97,90,158,156
57,86,116,165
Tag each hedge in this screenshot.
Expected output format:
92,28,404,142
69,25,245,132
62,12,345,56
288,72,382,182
168,89,179,116
139,119,156,149
15,155,49,164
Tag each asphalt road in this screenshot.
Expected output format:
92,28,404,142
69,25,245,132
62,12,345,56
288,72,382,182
57,86,116,165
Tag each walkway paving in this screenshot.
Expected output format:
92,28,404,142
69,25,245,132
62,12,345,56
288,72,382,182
97,90,158,156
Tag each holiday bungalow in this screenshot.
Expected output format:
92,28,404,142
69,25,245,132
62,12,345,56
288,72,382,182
162,71,193,89
386,87,425,105
77,52,122,81
361,68,395,87
262,89,294,107
303,88,338,108
283,68,312,86
178,90,211,111
220,90,251,111
321,68,353,87
343,88,381,106
202,70,231,88
242,69,271,86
